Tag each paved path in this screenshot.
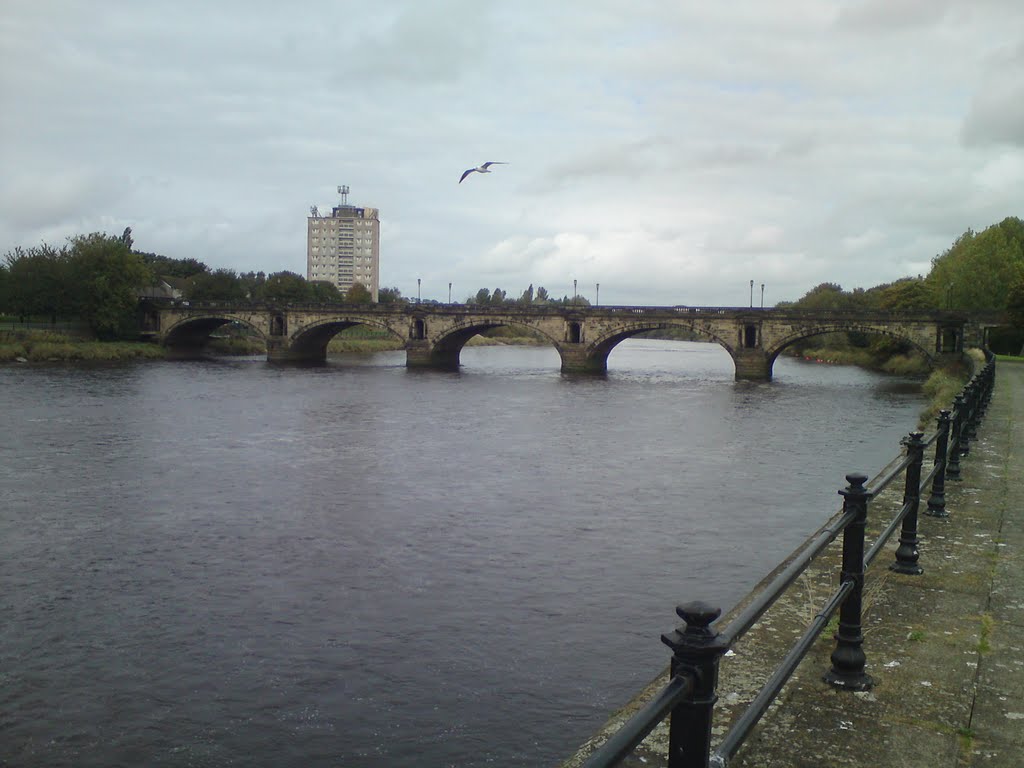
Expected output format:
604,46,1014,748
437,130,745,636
563,359,1023,767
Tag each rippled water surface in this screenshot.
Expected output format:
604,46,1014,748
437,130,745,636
0,341,926,767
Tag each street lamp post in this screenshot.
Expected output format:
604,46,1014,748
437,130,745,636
448,282,452,304
761,283,765,309
573,279,577,305
750,279,754,308
417,278,421,304
596,283,600,306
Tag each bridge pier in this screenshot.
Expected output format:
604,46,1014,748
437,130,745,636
266,337,326,363
558,344,608,374
405,342,461,370
733,349,772,381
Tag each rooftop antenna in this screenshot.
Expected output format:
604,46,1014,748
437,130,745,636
337,185,350,205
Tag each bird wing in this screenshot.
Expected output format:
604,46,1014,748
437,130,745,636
481,161,507,169
459,169,476,183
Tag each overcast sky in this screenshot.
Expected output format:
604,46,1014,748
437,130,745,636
1,1,1022,306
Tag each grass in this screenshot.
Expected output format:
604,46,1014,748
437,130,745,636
956,725,976,755
326,337,403,353
794,346,931,376
978,614,993,654
0,329,165,362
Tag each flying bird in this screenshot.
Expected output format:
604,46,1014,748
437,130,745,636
459,161,508,184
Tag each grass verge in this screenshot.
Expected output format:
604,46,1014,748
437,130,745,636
1,330,165,362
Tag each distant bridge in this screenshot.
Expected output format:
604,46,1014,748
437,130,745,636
141,302,984,380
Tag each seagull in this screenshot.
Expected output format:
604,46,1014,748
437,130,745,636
459,161,508,183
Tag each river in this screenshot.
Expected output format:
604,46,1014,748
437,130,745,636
0,340,927,767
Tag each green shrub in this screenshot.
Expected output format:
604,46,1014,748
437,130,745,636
880,353,930,376
27,342,80,360
918,367,968,427
0,343,28,361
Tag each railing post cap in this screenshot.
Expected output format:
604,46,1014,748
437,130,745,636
675,601,722,632
903,431,925,445
841,472,869,489
662,602,727,655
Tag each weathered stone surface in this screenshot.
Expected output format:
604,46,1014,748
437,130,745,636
152,304,971,379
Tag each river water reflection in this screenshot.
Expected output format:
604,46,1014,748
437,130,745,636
0,340,926,767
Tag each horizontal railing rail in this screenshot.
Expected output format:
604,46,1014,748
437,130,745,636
577,353,996,768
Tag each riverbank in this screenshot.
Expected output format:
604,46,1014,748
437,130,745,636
0,328,546,361
0,330,165,362
792,346,931,376
561,358,1024,767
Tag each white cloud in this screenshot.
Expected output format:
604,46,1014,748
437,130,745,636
842,228,886,253
1,0,1021,305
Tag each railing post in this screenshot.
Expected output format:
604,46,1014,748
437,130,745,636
982,361,996,411
964,378,980,444
660,602,729,768
891,432,925,575
926,410,951,518
946,395,964,480
825,473,873,691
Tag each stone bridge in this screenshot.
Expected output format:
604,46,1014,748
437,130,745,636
142,302,976,381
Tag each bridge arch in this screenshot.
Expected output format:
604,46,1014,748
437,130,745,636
764,323,938,377
413,319,564,370
577,321,739,374
279,317,406,362
162,313,268,357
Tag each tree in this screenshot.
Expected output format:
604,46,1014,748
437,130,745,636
344,282,373,304
926,217,1024,310
873,278,933,311
309,280,343,303
1006,273,1024,355
262,271,309,303
68,232,154,338
186,268,247,302
518,284,534,305
0,263,8,314
792,283,850,310
3,244,75,322
138,252,209,279
239,271,267,300
378,286,406,304
469,288,492,305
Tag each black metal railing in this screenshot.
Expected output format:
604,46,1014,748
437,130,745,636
580,355,997,768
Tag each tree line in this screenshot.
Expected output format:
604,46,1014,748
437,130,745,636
2,218,1022,346
462,284,591,306
781,216,1024,314
0,228,406,338
780,216,1024,354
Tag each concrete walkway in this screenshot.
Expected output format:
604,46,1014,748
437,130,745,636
563,359,1023,768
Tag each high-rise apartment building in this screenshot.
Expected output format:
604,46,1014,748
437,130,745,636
306,186,380,301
